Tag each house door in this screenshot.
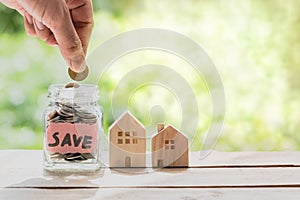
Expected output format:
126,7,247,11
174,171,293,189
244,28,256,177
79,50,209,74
125,156,131,167
157,159,163,168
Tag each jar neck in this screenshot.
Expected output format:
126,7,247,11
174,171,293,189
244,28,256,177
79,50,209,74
48,84,99,104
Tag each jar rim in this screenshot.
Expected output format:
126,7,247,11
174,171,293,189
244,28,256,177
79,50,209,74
48,83,99,103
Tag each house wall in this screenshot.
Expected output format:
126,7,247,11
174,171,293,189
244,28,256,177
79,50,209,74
110,144,146,167
152,127,189,167
109,114,146,167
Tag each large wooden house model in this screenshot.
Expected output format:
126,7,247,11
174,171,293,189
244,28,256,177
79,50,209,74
109,111,146,168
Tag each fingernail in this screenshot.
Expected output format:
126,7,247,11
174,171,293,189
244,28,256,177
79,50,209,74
35,19,45,31
25,13,33,25
70,54,86,73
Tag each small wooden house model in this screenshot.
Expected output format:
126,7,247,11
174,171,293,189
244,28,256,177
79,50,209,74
152,123,189,167
109,111,146,167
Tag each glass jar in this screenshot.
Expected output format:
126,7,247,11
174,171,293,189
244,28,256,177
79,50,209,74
43,84,103,172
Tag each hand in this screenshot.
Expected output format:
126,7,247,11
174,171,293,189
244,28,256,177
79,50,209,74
0,0,94,73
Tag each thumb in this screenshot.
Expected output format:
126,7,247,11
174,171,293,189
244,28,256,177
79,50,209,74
52,14,86,73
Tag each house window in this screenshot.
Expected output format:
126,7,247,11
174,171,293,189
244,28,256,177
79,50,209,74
170,140,175,149
117,131,123,144
118,131,123,137
125,131,130,137
132,131,138,144
117,130,139,145
165,139,175,150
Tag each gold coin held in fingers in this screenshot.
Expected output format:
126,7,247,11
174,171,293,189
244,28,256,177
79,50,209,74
68,66,89,81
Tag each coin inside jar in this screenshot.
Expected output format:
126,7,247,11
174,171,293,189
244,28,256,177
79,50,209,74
68,65,89,81
65,82,80,88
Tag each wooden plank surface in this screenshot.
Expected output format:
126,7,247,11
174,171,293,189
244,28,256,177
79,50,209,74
189,151,300,167
1,150,300,188
1,188,300,200
2,150,300,169
3,167,300,188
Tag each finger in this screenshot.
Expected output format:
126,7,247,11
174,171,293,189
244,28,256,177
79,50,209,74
53,15,86,73
71,19,93,56
23,12,36,37
16,7,26,16
67,0,94,55
32,18,53,42
46,34,58,46
1,0,25,15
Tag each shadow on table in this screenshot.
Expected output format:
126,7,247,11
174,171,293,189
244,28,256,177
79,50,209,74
109,167,150,175
2,166,189,199
9,167,104,187
3,167,105,199
109,167,188,175
0,187,102,200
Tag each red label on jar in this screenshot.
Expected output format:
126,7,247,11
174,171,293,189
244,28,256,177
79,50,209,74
46,122,98,153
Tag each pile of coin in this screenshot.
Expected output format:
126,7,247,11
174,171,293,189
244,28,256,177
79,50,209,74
47,102,98,125
50,152,95,162
47,83,97,162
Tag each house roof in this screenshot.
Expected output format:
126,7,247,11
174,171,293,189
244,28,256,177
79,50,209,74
153,124,188,140
109,111,145,131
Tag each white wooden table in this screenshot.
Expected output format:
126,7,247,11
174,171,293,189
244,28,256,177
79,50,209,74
1,150,300,199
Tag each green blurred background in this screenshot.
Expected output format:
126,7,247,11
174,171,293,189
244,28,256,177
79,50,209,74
0,0,300,151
